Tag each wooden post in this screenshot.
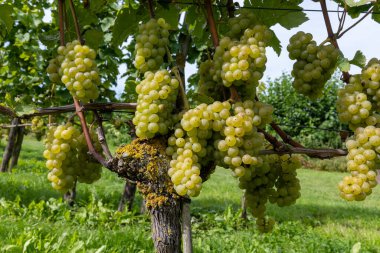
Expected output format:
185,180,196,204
0,118,19,172
118,180,137,212
182,200,193,253
10,124,25,170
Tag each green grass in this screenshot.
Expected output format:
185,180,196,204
0,136,380,252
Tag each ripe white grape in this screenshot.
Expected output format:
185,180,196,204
339,126,379,201
134,18,170,73
43,123,102,192
57,40,100,103
287,31,339,99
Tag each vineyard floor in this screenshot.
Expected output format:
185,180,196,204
0,137,379,252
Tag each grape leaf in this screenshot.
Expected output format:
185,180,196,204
84,29,104,50
344,0,375,7
244,0,308,29
349,50,366,68
191,93,214,104
0,4,13,38
156,2,180,28
337,54,351,72
267,31,281,56
372,5,380,23
112,8,139,47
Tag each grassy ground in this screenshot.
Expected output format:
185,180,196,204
0,136,380,252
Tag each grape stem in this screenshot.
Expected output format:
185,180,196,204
204,0,240,102
319,0,350,83
337,6,374,39
73,99,110,169
226,0,235,18
68,0,83,44
58,0,65,46
147,0,155,18
93,110,113,160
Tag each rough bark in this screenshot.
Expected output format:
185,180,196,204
1,118,19,172
118,180,137,212
150,204,181,253
10,125,25,170
114,138,182,253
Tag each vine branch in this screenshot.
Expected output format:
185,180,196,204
58,0,65,45
93,110,113,160
319,0,350,83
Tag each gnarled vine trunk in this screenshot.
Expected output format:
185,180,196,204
112,138,182,253
10,124,25,169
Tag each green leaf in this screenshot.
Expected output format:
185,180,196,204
84,29,104,50
337,54,351,72
112,8,139,47
345,0,374,7
156,3,180,28
191,93,214,104
372,5,380,23
267,31,281,56
351,242,361,253
244,0,308,29
0,4,13,36
349,50,366,68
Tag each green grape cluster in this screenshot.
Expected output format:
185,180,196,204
76,132,102,183
337,75,378,130
213,26,272,89
362,58,380,110
197,60,223,101
166,101,231,197
215,100,271,177
133,70,179,138
58,40,100,103
339,126,379,201
31,116,45,133
287,31,339,99
43,124,102,192
46,54,64,83
134,18,170,73
43,124,82,192
269,155,302,207
226,9,258,39
241,154,302,232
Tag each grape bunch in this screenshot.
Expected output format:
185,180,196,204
134,18,170,73
197,60,223,101
214,100,271,177
43,123,102,192
226,9,258,39
213,26,272,89
43,123,82,192
339,126,379,201
46,54,64,84
133,70,179,138
167,101,231,197
57,40,100,103
241,154,302,232
287,31,339,99
362,58,380,110
337,75,379,130
76,132,102,184
31,116,45,133
269,155,302,207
